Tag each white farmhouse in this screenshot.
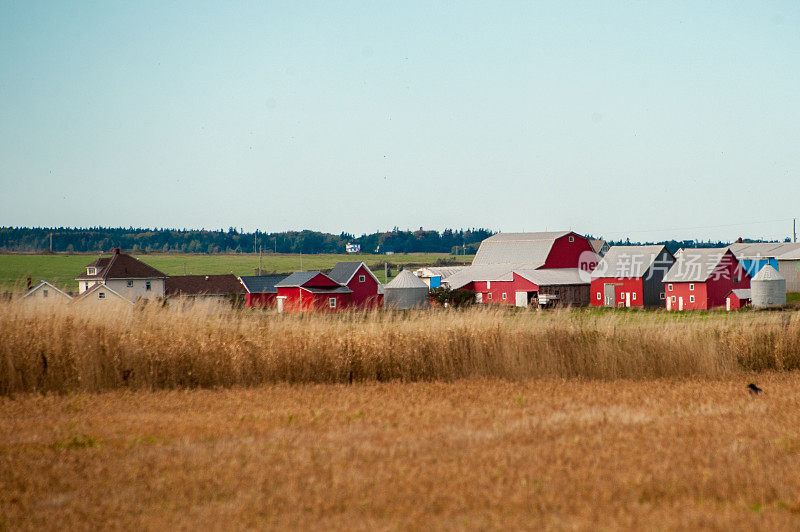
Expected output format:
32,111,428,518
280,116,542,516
75,248,167,301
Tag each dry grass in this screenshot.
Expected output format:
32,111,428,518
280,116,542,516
3,376,800,529
3,301,800,395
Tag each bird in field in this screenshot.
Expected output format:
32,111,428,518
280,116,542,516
747,383,763,395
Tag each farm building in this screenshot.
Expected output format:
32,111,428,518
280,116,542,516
750,265,786,308
21,280,73,303
239,275,287,308
75,248,166,300
443,231,599,308
413,266,467,288
590,245,675,307
274,271,351,313
327,262,383,308
165,274,246,301
662,248,750,310
776,247,800,293
73,283,133,305
384,269,430,310
726,289,751,311
590,239,610,256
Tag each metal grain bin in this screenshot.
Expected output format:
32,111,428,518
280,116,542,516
751,265,786,308
384,269,430,310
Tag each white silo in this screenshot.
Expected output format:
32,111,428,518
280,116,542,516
751,265,786,308
383,269,430,310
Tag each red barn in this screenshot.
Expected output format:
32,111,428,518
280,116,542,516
663,249,750,310
239,275,287,308
726,289,751,311
274,271,352,313
443,231,599,307
327,261,383,308
590,245,675,307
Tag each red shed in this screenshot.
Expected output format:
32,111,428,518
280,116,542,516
590,245,675,307
726,289,751,311
239,275,287,308
327,261,383,309
274,271,352,313
663,249,750,310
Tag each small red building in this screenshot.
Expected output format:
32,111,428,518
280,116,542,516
663,249,750,310
327,261,383,309
590,245,675,307
274,271,352,313
239,275,287,308
726,289,751,311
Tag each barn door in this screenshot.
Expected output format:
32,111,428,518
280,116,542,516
603,284,615,307
475,293,483,304
625,292,631,307
515,291,528,307
277,297,285,313
678,296,684,311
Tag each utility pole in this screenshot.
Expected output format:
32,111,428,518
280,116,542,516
794,218,797,243
49,233,53,252
385,262,388,283
259,245,262,275
300,251,303,272
254,232,257,254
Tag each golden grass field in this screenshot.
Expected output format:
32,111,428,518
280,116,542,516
3,302,800,529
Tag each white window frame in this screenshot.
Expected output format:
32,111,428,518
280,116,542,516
660,292,665,300
671,295,676,303
569,236,574,242
632,292,637,301
689,295,695,303
328,297,336,308
689,283,694,291
487,293,492,300
668,284,673,291
597,292,602,300
87,268,96,275
98,292,106,299
502,292,507,300
145,281,151,291
127,280,134,287
486,281,491,289
359,275,366,283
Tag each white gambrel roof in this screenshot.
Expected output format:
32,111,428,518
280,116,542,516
590,245,670,279
472,231,572,266
443,264,528,289
662,248,734,283
515,268,589,286
752,264,785,281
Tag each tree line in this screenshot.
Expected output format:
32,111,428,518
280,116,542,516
0,226,494,255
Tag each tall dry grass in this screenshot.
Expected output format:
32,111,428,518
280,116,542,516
2,300,800,394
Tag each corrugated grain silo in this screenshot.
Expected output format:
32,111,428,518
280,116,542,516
383,269,430,310
751,265,786,308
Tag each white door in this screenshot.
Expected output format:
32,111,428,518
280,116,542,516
277,297,285,313
475,293,483,303
726,297,731,311
666,296,672,311
515,291,528,307
625,292,631,307
678,296,684,311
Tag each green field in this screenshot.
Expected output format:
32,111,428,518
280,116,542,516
0,252,473,293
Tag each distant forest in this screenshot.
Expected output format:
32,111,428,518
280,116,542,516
0,227,495,255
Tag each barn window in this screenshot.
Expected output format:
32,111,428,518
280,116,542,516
98,292,106,299
146,281,151,291
359,275,366,283
43,289,48,298
734,277,739,283
667,284,673,291
632,292,637,300
569,236,574,242
87,268,96,275
502,293,507,300
555,290,560,295
597,292,601,300
660,292,665,300
689,283,694,291
671,296,676,303
690,295,695,303
487,293,492,300
329,297,336,308
127,281,134,287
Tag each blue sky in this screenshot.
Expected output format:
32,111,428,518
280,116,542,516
1,1,798,242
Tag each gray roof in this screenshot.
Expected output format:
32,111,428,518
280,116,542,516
591,245,670,279
385,269,429,289
443,264,525,289
730,288,751,299
728,242,800,259
328,261,378,285
238,275,287,294
413,266,467,279
662,248,733,283
275,271,330,287
301,286,352,294
515,268,589,286
776,245,800,260
752,264,785,281
472,231,572,266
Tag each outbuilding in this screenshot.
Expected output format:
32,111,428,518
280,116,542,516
726,289,751,311
274,271,351,313
327,262,383,308
239,275,287,308
751,265,786,308
21,280,73,303
590,245,675,307
384,269,430,310
663,248,750,310
165,274,246,302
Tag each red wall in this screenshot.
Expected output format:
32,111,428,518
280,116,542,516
727,293,747,310
665,282,709,310
542,233,598,270
590,278,644,307
472,274,539,304
665,252,750,310
245,293,276,308
346,265,382,308
276,286,351,312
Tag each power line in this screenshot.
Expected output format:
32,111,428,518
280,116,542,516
600,218,794,236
